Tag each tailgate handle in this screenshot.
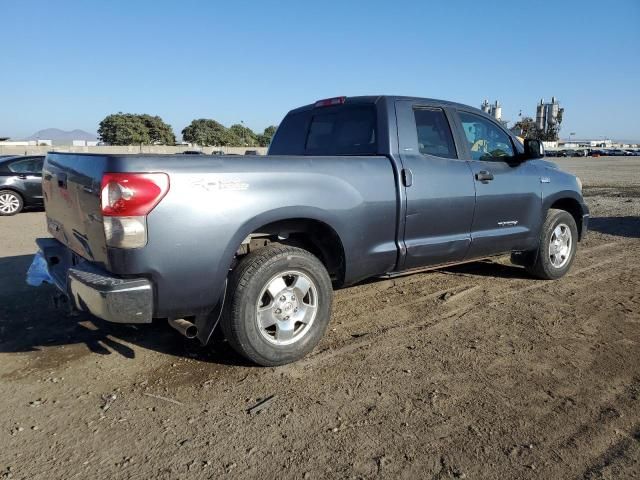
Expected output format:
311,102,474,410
57,173,68,189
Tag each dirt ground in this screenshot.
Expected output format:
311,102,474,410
0,157,638,479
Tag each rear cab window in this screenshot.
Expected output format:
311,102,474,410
269,103,377,156
305,106,377,155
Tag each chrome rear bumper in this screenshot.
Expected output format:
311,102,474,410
33,238,153,324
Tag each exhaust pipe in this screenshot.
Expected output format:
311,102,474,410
168,318,198,339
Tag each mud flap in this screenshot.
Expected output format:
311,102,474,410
195,279,227,345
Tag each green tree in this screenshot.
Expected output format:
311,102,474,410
229,124,258,147
140,114,176,145
257,125,278,147
98,113,175,145
182,119,235,146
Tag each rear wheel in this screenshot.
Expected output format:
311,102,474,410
520,209,578,280
0,190,23,216
221,245,333,366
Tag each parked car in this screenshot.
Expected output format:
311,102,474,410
557,149,576,157
0,155,44,215
244,150,260,155
30,96,589,366
574,150,587,157
182,150,203,155
545,150,558,157
210,150,225,156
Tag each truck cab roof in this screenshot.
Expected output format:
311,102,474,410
288,95,486,115
269,95,496,157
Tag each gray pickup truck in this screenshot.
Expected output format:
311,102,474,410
31,96,589,366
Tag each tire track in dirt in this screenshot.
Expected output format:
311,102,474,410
332,240,626,327
342,241,623,325
541,379,640,479
579,426,640,479
291,241,632,372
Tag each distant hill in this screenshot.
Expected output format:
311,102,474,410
26,128,98,145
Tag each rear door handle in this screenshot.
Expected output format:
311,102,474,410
475,170,494,182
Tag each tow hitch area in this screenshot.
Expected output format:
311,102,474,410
28,238,154,325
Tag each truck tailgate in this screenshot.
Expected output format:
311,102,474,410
42,153,109,265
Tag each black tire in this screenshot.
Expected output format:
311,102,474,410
523,208,578,280
0,190,24,216
220,244,333,366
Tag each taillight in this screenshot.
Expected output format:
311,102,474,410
314,96,346,108
100,173,169,249
101,173,169,216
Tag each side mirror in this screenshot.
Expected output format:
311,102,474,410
524,139,544,159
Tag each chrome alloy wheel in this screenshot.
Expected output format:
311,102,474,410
549,223,572,268
0,192,20,214
256,270,318,346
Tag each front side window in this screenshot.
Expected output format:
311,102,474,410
413,108,457,159
459,112,514,161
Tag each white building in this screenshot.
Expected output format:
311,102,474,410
72,140,99,147
0,139,52,146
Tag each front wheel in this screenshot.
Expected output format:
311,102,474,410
522,209,578,280
220,245,333,366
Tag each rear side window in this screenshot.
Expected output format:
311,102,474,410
9,157,43,173
305,106,377,155
413,109,457,159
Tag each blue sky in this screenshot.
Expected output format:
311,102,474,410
1,0,639,141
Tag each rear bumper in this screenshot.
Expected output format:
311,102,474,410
34,238,153,324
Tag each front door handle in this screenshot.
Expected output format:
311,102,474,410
475,170,494,182
57,173,67,189
402,168,413,187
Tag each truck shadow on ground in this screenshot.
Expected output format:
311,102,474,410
0,255,538,365
1,214,636,366
589,216,640,238
0,255,249,368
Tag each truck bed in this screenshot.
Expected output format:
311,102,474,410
42,152,400,319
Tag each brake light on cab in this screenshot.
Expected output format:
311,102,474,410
314,96,346,108
100,173,169,249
